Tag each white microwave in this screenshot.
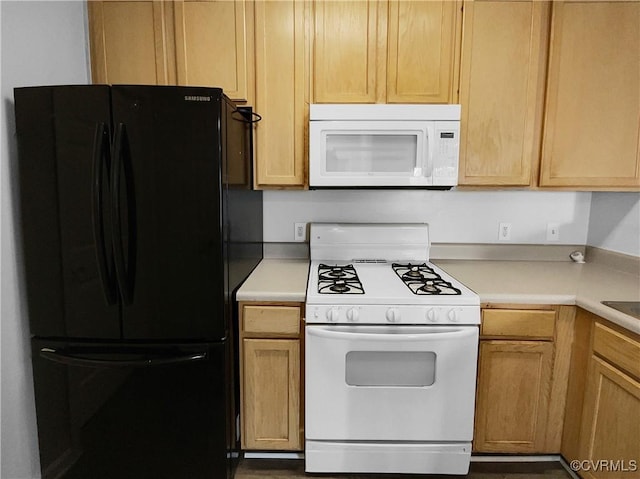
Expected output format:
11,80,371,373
309,104,460,188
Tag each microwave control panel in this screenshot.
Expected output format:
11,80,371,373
433,121,460,183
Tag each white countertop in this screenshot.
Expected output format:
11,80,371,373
236,259,309,302
433,260,640,334
236,257,640,334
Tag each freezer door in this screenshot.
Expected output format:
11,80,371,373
31,338,233,479
14,86,120,338
110,86,226,340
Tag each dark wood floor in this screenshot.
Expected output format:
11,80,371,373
236,459,572,479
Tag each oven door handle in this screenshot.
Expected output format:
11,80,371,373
306,326,477,342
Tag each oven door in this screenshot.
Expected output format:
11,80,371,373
309,121,434,187
305,325,479,442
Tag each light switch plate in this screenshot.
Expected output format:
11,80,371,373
547,223,559,241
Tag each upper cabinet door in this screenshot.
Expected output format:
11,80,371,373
311,0,461,104
312,0,384,103
458,0,549,186
88,1,174,85
540,1,640,189
386,1,461,103
254,0,307,187
173,0,253,101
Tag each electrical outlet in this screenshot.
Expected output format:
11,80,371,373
294,222,306,242
498,222,512,241
547,223,560,241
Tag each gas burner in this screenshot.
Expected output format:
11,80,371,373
318,263,359,281
329,267,347,278
419,281,438,293
392,263,462,296
318,279,365,295
404,267,424,279
397,263,440,281
329,280,350,293
318,264,364,294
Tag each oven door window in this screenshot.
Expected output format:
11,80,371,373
345,351,436,387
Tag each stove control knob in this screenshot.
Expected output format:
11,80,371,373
448,309,459,322
426,308,439,322
346,308,359,322
386,308,400,323
326,308,339,322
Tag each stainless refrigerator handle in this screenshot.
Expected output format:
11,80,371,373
111,122,132,305
91,122,117,305
40,347,207,368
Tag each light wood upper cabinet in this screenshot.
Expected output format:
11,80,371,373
253,0,307,188
387,1,460,103
458,0,549,186
88,0,252,101
173,0,253,101
540,1,640,189
312,0,461,104
88,1,175,85
312,0,382,103
87,0,640,190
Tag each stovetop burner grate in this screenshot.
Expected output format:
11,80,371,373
392,263,462,296
317,264,365,294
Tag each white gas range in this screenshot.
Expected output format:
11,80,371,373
304,223,480,475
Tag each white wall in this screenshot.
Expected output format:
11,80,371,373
587,192,640,256
1,3,90,478
264,190,592,245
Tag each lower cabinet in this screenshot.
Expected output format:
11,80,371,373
579,357,640,479
474,306,574,453
239,302,304,450
475,339,554,452
236,301,639,466
563,310,640,478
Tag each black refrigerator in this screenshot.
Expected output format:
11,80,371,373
13,85,263,479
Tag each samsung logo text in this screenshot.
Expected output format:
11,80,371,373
184,95,211,102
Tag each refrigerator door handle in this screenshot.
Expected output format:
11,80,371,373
111,122,134,305
91,122,117,305
39,347,207,368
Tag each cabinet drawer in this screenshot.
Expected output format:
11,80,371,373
481,309,555,339
593,322,640,380
243,306,301,336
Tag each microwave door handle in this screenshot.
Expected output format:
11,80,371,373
307,326,477,342
424,125,435,178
